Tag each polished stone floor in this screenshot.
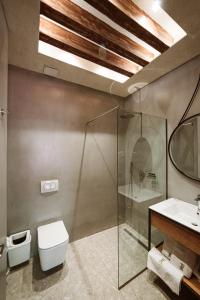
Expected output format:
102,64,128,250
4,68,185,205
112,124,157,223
6,226,198,300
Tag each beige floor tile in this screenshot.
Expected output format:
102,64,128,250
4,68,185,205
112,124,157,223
6,226,198,300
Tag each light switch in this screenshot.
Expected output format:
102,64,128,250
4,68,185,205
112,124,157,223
41,180,59,193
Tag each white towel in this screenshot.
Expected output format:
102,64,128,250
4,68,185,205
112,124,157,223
147,247,184,295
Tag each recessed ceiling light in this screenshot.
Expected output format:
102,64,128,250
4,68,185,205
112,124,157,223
152,0,161,12
138,16,149,27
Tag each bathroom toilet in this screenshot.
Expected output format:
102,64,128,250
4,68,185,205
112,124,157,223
38,220,69,271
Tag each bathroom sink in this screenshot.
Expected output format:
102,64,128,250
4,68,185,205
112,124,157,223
150,198,200,233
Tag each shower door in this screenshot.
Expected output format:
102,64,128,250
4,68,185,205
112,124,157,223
118,110,167,288
0,3,8,300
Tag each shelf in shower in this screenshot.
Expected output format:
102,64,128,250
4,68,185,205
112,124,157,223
118,184,162,203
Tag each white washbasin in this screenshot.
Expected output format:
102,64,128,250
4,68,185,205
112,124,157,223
150,198,200,233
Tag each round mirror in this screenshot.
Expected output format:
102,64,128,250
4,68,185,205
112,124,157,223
169,114,200,181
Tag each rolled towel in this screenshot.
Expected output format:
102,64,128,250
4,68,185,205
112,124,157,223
147,247,184,295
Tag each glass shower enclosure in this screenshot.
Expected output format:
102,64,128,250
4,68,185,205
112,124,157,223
118,110,167,288
83,107,167,290
74,107,118,241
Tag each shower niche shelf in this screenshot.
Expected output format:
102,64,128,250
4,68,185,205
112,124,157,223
118,185,162,203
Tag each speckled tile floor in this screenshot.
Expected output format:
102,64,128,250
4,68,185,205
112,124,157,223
119,223,147,286
6,226,198,300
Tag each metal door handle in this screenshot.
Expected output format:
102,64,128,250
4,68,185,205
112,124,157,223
0,244,4,258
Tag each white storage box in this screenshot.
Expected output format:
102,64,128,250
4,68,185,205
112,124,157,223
7,230,31,267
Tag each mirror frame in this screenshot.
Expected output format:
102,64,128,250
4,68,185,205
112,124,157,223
168,113,200,182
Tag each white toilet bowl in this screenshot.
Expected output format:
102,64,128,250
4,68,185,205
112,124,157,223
38,220,69,271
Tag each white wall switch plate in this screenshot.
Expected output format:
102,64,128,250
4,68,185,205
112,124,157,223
41,179,59,193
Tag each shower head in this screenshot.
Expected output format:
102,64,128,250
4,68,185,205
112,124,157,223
120,113,135,119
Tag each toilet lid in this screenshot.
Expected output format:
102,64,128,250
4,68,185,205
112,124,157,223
38,221,69,249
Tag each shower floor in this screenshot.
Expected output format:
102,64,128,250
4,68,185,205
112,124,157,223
6,226,197,300
119,223,148,286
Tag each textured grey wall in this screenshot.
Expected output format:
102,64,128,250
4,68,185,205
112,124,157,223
8,66,119,254
0,4,8,298
125,55,200,203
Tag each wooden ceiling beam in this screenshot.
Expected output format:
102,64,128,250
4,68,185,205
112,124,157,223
40,0,153,66
39,16,138,78
85,0,172,53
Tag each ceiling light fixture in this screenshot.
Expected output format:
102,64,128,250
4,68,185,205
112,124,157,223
152,0,161,13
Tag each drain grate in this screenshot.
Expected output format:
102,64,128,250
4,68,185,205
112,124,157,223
123,228,148,250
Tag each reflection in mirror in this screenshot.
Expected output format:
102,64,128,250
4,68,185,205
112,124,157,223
169,115,200,180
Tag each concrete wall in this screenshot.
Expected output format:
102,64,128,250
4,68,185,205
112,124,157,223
0,3,8,298
7,65,119,254
125,55,200,204
8,54,200,256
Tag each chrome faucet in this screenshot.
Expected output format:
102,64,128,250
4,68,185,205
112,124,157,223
194,195,200,215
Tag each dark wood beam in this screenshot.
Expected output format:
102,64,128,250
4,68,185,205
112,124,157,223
40,0,153,66
109,0,173,45
85,0,172,52
39,16,138,77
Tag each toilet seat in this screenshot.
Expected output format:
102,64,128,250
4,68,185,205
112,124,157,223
37,220,69,271
38,220,69,249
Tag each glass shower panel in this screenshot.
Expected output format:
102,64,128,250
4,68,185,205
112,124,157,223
118,110,167,288
72,108,118,241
